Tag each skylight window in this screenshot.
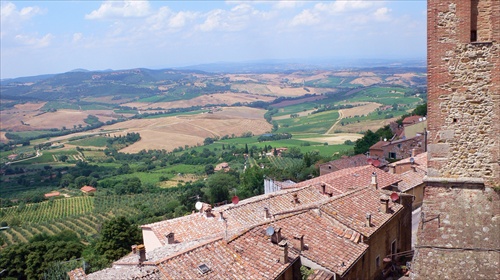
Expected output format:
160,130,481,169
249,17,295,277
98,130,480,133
198,264,210,274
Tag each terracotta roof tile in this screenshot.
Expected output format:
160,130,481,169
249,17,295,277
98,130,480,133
320,187,403,237
142,186,329,246
320,154,370,171
397,168,426,192
293,165,401,194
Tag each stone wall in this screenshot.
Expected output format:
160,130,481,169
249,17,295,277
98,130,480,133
427,0,500,186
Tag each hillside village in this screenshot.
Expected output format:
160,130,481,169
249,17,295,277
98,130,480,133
0,0,498,279
68,0,499,279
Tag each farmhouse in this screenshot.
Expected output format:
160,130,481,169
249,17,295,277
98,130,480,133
44,192,60,198
214,162,230,172
7,154,18,161
80,186,96,194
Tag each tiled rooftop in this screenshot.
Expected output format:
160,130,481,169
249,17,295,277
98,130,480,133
267,210,368,276
320,187,404,237
142,185,330,246
389,152,427,169
320,154,370,171
78,182,406,280
292,165,401,194
397,168,426,192
402,115,424,125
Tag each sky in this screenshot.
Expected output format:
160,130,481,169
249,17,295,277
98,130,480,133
0,0,426,79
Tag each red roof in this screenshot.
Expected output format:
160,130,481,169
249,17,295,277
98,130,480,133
402,115,423,125
80,186,96,192
44,192,60,198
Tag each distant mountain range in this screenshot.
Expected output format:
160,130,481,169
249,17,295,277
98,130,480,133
0,59,425,102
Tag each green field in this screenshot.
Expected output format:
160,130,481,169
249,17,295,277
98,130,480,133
276,110,339,134
41,101,80,110
0,192,181,246
68,136,108,147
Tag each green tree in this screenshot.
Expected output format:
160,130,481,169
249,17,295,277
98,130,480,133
95,216,141,263
353,130,379,155
413,102,427,116
205,164,215,175
239,166,264,198
205,172,238,204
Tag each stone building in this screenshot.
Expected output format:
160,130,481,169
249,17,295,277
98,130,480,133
69,166,412,280
412,0,499,278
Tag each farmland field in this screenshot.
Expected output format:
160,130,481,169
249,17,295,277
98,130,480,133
103,107,272,153
68,136,109,147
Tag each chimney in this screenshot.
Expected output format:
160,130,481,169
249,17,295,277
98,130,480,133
388,165,395,174
271,227,282,244
136,244,146,263
292,193,300,205
380,195,390,214
371,172,378,189
321,183,326,194
411,148,416,158
166,232,175,244
292,234,305,251
203,204,213,218
365,213,371,227
263,207,271,220
218,211,225,221
278,240,288,263
131,244,137,254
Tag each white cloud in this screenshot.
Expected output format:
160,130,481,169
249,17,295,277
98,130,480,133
1,2,44,37
373,7,391,21
14,33,53,48
315,0,373,14
146,7,198,32
274,1,304,10
85,0,151,20
291,9,320,26
72,33,83,43
197,4,269,32
198,9,224,32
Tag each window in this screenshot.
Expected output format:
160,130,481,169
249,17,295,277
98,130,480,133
376,255,380,268
391,239,397,260
471,0,478,42
389,152,396,159
198,264,210,274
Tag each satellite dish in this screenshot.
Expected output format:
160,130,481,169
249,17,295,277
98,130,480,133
265,226,275,236
231,195,239,205
390,192,399,202
423,117,426,121
195,201,203,211
410,157,415,164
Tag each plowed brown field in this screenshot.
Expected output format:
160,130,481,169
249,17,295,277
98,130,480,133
105,107,272,153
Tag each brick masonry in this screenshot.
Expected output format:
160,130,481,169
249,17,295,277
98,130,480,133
427,0,500,186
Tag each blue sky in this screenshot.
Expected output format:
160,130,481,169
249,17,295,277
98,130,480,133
0,1,426,79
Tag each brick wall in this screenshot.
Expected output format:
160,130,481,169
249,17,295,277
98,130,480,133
427,0,500,186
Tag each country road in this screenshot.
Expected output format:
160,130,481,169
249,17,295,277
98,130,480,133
7,150,42,165
326,110,344,135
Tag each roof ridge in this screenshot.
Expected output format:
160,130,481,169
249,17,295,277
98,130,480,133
154,236,223,265
222,185,311,212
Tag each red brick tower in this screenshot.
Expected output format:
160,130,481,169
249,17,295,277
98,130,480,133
412,1,499,278
427,0,499,187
